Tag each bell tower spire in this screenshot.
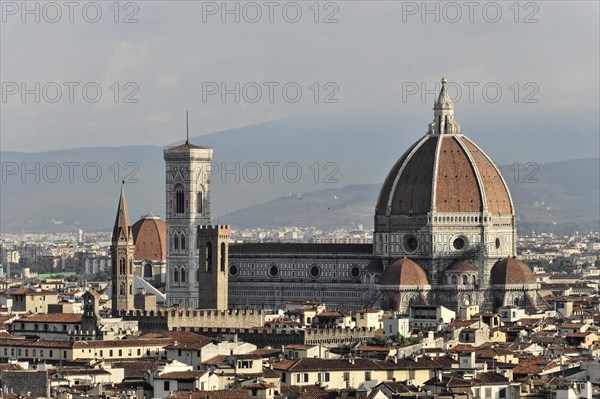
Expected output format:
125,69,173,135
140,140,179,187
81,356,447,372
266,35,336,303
111,181,135,315
113,181,133,242
428,76,461,135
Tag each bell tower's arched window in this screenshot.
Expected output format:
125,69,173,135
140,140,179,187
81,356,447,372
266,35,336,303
173,235,179,250
119,258,125,274
220,242,226,272
144,263,153,278
175,186,184,214
205,242,212,272
198,191,203,214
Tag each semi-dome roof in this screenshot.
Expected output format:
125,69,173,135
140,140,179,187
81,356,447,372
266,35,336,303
375,77,513,218
132,214,166,261
445,260,477,272
379,257,429,286
490,258,536,285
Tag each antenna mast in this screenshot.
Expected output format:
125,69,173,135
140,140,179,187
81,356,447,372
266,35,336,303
186,110,189,144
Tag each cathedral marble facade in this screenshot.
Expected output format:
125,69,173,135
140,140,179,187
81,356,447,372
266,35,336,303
116,77,547,315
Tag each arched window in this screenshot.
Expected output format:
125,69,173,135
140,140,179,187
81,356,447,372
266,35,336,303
173,268,179,283
129,260,133,275
462,275,468,285
144,263,153,278
220,242,226,272
129,284,132,295
119,258,125,274
472,275,477,285
175,187,184,214
181,269,186,283
119,283,126,296
451,275,458,285
197,191,203,214
181,235,186,250
205,242,212,272
174,235,179,250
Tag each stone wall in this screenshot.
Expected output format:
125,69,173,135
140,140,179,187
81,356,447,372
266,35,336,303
119,308,264,333
0,370,49,397
172,326,377,348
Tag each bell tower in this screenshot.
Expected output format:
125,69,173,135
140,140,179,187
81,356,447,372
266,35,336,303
164,115,217,308
111,183,135,315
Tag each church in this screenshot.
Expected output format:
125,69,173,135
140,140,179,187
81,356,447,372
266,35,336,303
110,77,547,315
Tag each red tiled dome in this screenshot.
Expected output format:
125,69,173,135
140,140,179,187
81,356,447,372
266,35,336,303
490,258,536,285
379,257,429,286
132,215,166,261
375,134,513,217
445,260,477,272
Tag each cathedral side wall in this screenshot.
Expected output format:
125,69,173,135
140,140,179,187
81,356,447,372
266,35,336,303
228,250,373,311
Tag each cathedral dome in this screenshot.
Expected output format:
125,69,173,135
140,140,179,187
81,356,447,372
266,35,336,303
375,78,513,218
132,214,167,261
379,257,429,286
445,260,477,272
490,258,536,285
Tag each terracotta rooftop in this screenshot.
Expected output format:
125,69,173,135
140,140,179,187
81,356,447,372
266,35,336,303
10,288,57,296
155,370,208,380
445,260,478,272
132,215,167,261
167,389,248,399
164,142,210,152
378,257,429,286
490,258,536,285
376,134,513,216
17,313,82,324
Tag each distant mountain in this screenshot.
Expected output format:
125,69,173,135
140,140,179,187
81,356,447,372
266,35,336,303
220,158,600,234
1,114,598,233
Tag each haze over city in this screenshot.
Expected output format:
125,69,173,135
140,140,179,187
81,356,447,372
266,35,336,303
0,1,599,398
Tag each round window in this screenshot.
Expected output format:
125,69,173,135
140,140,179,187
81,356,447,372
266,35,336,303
309,265,320,278
350,266,361,279
229,265,239,277
453,237,465,250
495,237,501,249
269,265,279,278
402,234,419,253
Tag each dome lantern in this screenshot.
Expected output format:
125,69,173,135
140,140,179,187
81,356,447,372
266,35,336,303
428,76,460,135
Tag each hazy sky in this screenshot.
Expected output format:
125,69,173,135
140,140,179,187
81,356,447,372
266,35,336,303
1,1,599,155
